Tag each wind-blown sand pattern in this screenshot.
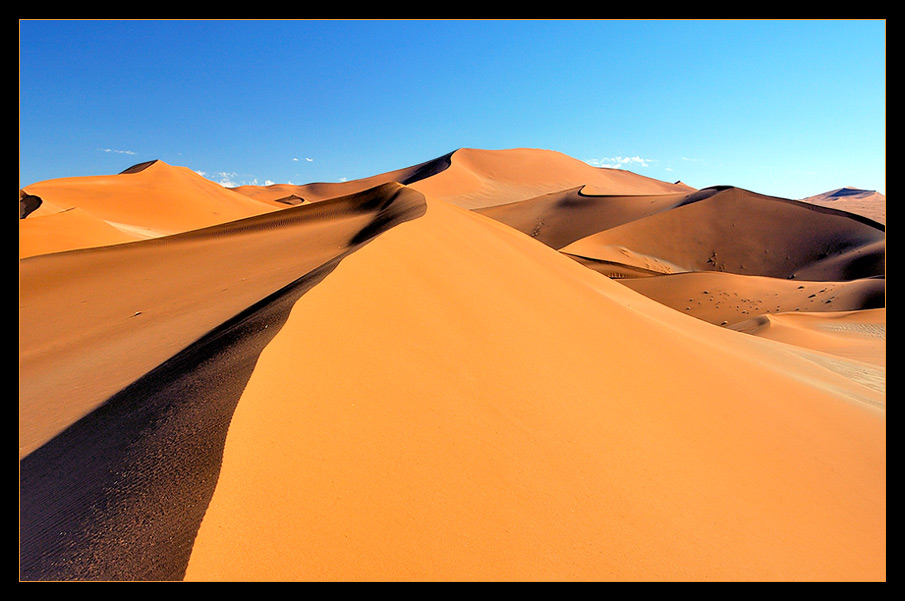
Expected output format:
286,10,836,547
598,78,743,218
19,148,885,581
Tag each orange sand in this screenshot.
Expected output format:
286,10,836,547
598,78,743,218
19,148,885,581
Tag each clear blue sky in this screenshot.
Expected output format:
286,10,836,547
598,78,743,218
19,19,886,199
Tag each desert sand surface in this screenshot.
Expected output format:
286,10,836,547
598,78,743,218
731,308,886,368
19,148,885,581
618,271,885,327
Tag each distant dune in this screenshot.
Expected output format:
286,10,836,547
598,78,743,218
19,148,885,581
800,187,886,225
560,186,885,281
474,186,692,250
232,148,692,211
231,151,455,205
18,160,283,258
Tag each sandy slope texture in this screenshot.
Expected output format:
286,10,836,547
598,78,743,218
617,271,885,327
19,160,281,258
731,308,886,368
184,196,884,582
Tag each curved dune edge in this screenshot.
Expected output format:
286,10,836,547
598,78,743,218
19,183,427,581
19,183,426,460
183,197,884,582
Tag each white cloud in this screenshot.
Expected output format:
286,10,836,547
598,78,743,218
199,171,247,187
197,170,294,188
585,156,652,169
100,148,137,155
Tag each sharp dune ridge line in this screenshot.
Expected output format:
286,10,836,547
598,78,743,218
19,148,885,581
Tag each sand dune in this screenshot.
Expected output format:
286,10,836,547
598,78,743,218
800,187,886,225
19,183,424,460
19,148,885,581
474,186,691,250
231,151,454,205
18,160,281,258
560,186,885,281
231,148,692,211
184,197,883,581
411,148,693,210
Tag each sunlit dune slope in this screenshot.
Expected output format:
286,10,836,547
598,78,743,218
184,196,884,582
560,186,885,281
18,160,281,257
18,183,425,460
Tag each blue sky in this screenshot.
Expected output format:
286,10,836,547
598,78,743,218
19,19,886,199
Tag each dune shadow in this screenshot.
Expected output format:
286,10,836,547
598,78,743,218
19,191,42,219
19,187,426,581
